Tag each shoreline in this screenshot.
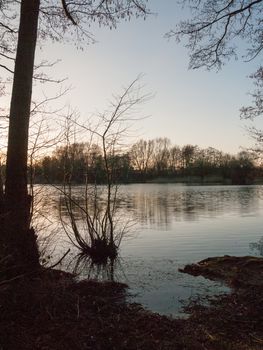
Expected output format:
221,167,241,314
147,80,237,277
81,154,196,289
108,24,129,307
1,255,262,349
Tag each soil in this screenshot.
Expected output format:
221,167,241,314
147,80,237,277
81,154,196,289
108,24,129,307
0,256,262,350
180,255,263,350
180,255,263,287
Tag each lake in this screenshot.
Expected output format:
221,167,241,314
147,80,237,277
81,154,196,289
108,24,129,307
36,183,263,317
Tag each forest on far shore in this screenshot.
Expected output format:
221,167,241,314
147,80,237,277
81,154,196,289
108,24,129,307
17,137,263,185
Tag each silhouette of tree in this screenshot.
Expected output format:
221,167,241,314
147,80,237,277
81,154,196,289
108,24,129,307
181,144,197,169
130,139,154,178
167,0,263,160
0,0,149,274
167,0,263,69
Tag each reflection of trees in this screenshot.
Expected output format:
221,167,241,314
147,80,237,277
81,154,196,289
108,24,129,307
250,237,263,256
123,187,171,228
237,187,258,215
36,184,261,231
73,255,116,281
119,185,260,228
68,254,129,283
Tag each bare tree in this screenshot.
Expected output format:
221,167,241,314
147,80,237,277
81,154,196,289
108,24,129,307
239,67,263,157
152,137,171,173
0,0,149,274
60,77,149,264
181,144,197,168
241,68,263,120
129,139,154,176
168,145,181,172
166,1,263,162
2,1,41,273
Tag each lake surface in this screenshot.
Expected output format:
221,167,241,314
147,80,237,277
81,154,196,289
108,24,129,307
36,184,263,317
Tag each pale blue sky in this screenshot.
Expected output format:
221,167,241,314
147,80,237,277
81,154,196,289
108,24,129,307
35,0,263,154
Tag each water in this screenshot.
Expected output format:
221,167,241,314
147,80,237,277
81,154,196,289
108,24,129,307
36,184,263,317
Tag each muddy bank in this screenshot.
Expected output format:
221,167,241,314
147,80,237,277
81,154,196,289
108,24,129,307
180,255,263,349
0,256,262,349
180,255,263,287
0,268,189,350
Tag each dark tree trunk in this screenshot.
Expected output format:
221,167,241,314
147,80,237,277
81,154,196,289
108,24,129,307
1,0,40,274
0,168,4,213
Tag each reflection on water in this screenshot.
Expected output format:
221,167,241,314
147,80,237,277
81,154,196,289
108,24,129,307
117,184,262,227
73,254,116,282
37,184,263,226
36,184,263,316
250,236,263,256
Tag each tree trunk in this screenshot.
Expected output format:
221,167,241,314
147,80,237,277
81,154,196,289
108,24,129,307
0,165,4,213
1,0,40,274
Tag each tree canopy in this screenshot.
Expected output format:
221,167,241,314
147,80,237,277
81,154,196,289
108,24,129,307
166,0,263,152
0,0,149,74
167,0,263,70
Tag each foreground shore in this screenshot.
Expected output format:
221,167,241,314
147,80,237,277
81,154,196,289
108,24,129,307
1,256,262,350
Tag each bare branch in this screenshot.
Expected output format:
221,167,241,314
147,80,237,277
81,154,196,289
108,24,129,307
167,0,263,69
61,0,77,25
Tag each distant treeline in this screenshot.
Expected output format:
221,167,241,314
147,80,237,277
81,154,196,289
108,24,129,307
29,138,262,185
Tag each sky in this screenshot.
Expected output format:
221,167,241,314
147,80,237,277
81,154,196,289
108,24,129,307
34,0,263,155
